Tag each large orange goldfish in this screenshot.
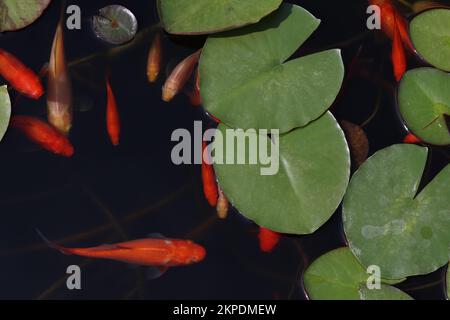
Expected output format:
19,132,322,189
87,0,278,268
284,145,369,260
10,115,74,157
38,231,206,267
0,49,44,99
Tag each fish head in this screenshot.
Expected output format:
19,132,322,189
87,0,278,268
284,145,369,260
172,240,206,265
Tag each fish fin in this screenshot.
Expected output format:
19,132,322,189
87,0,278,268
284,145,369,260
146,266,168,280
146,233,166,239
35,229,72,255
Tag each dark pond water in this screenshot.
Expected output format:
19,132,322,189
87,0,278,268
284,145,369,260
0,0,448,299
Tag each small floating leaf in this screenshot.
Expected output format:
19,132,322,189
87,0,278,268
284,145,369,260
398,68,450,145
0,86,11,142
341,120,369,168
157,0,282,35
92,5,138,45
343,144,450,279
304,248,411,300
200,4,344,133
214,112,350,234
0,0,51,32
410,8,450,71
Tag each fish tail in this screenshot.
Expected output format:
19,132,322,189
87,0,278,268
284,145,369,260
35,229,73,255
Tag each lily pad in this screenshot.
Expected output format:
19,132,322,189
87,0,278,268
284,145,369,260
303,248,411,300
410,9,450,71
92,5,138,45
200,4,344,133
157,0,282,35
0,86,11,142
343,144,450,279
0,0,51,32
398,68,450,146
213,112,350,234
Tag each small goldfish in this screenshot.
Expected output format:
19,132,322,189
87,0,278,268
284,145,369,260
403,133,422,144
147,32,162,83
106,76,121,146
0,49,44,99
10,115,74,157
370,0,413,52
258,227,281,253
216,187,229,219
202,141,218,206
47,17,72,134
162,50,201,102
391,13,407,82
37,231,206,267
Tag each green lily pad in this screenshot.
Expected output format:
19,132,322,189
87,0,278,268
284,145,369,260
213,112,350,234
157,0,282,35
200,3,344,133
398,68,450,146
92,5,138,45
304,248,412,300
343,144,450,279
0,0,51,32
0,86,11,142
410,9,450,71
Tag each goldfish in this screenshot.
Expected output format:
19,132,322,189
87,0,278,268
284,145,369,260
10,115,74,157
147,32,162,83
403,133,422,144
106,76,121,146
47,17,72,135
37,230,206,267
216,187,229,219
258,227,281,253
391,13,407,82
162,49,201,102
202,141,218,206
369,0,413,52
0,49,44,99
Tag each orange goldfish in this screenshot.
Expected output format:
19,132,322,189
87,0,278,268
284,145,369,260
47,17,72,134
391,13,407,82
162,49,201,102
147,32,162,83
403,133,421,144
258,227,281,253
370,0,413,52
106,76,120,146
10,115,74,157
38,231,206,267
216,187,229,219
0,49,44,99
202,141,218,206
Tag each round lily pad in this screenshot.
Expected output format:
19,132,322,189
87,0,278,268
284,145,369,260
200,3,344,133
343,144,450,279
410,9,450,71
213,112,350,235
92,5,138,45
0,86,11,142
157,0,282,35
398,68,450,146
0,0,51,32
304,248,411,300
